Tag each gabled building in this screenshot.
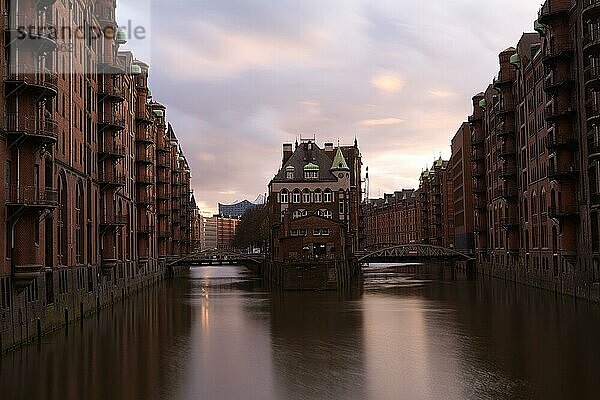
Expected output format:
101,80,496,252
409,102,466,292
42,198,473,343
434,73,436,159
268,140,361,262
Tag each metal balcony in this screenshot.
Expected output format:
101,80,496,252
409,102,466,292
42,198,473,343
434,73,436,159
498,142,516,159
496,104,515,118
4,113,58,144
586,101,600,127
136,110,154,125
474,224,487,233
584,27,600,56
138,223,155,235
98,54,125,74
136,151,155,164
37,0,57,7
136,131,155,144
548,205,579,219
498,165,517,179
583,0,600,19
98,84,125,103
99,143,126,159
589,142,600,159
471,135,484,147
500,217,519,228
493,73,514,89
136,174,155,186
547,164,579,181
545,102,575,123
542,48,574,67
98,112,125,131
585,66,600,92
472,150,485,162
98,172,126,187
4,64,58,98
544,73,574,93
4,13,58,52
538,0,570,24
6,186,58,208
497,126,515,139
472,166,486,179
468,114,483,124
99,214,127,227
157,175,170,184
137,195,154,206
546,133,576,150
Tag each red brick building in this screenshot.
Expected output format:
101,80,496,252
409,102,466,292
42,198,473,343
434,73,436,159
0,0,195,351
361,190,419,249
467,0,599,298
451,123,475,252
268,140,362,262
361,1,600,301
361,156,455,250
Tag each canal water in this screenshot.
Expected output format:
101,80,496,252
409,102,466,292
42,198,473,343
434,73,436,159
1,263,599,400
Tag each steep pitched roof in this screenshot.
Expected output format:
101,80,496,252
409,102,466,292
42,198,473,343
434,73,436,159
272,142,338,183
330,146,350,171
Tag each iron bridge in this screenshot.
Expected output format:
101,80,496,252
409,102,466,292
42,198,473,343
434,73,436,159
355,244,474,263
169,249,265,266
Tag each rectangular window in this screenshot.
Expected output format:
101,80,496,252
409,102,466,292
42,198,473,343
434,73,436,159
322,228,330,236
46,272,54,304
313,229,321,236
77,268,85,290
292,192,300,203
0,277,11,309
27,279,38,303
59,270,68,294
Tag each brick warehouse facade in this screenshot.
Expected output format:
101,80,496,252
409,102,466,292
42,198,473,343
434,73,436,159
0,0,195,351
361,0,600,301
269,140,362,262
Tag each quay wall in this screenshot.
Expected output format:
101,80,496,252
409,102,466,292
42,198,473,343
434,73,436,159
0,260,190,354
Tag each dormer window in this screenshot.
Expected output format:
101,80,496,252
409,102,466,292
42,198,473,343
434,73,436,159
303,163,319,179
285,166,295,179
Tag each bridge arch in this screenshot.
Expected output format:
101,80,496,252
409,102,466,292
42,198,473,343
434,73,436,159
357,244,474,263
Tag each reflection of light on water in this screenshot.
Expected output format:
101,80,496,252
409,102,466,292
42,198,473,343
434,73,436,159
200,302,210,330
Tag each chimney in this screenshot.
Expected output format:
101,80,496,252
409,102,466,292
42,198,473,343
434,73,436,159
282,143,293,165
324,142,334,152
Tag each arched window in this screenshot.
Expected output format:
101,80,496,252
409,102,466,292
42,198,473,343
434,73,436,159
280,189,289,204
75,181,84,264
302,189,311,203
540,189,546,214
292,189,301,203
324,189,332,203
314,189,322,203
286,166,294,180
293,209,307,219
323,209,333,219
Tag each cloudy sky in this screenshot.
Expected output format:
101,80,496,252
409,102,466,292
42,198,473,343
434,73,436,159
118,0,541,213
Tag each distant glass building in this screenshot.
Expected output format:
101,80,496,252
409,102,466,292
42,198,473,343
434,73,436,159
218,197,264,218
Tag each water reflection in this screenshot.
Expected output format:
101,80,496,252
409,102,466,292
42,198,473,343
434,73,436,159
1,264,599,400
269,290,366,400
